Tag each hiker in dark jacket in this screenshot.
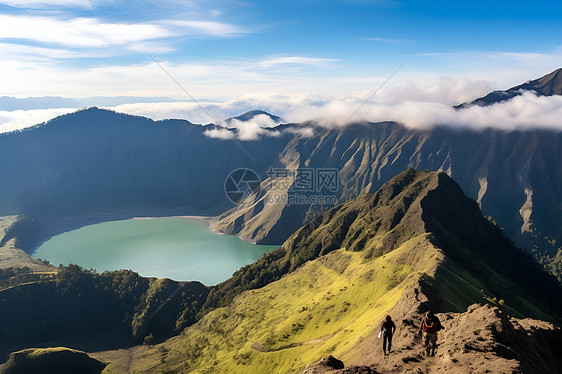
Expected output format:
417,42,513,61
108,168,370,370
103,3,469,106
419,311,443,356
380,315,396,355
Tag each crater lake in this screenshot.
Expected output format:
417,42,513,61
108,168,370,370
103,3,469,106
33,217,278,285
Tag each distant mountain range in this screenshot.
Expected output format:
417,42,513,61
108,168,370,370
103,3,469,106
454,68,562,108
0,69,561,284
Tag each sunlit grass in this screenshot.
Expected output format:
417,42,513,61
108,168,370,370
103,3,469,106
124,235,438,374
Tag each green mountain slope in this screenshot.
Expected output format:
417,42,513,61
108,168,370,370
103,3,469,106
214,121,562,269
111,169,562,373
0,265,208,358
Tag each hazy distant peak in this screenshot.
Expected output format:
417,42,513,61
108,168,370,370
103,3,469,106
226,110,283,124
455,67,562,109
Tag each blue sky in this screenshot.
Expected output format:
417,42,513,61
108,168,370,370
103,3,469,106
1,0,561,98
0,0,561,131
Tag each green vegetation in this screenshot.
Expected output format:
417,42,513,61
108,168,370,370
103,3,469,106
3,169,562,373
0,347,105,374
204,169,433,312
0,267,55,291
546,249,562,282
123,242,425,374
0,265,208,355
421,173,562,322
114,169,562,373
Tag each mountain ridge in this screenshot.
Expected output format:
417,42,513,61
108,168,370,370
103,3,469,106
455,67,562,108
94,169,562,373
214,121,562,281
205,170,562,322
1,169,561,373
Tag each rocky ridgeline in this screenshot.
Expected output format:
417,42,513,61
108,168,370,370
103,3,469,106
302,304,562,374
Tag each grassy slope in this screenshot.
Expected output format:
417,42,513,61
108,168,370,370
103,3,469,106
96,169,562,373
107,234,441,374
0,216,16,242
0,215,54,272
0,265,209,359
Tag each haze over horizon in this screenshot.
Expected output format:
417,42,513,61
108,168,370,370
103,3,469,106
1,0,562,132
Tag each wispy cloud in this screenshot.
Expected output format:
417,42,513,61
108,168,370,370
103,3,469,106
363,37,413,44
0,53,341,98
0,42,113,59
257,56,338,68
0,0,95,8
0,15,169,48
0,14,248,49
203,127,235,139
164,20,248,37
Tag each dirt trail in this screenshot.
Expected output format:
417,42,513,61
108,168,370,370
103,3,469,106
303,303,562,374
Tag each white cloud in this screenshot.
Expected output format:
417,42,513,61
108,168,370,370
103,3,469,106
363,37,412,43
0,53,343,98
164,20,248,37
0,107,76,133
257,56,338,68
0,42,118,60
0,15,169,48
0,14,248,49
372,77,494,105
413,48,562,89
229,114,281,140
276,90,562,131
0,0,95,8
203,127,235,139
2,84,562,136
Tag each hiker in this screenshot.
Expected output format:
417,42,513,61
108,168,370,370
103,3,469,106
419,311,443,356
380,315,396,355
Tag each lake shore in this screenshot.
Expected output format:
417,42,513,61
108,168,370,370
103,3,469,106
132,215,226,235
133,215,215,224
16,208,226,254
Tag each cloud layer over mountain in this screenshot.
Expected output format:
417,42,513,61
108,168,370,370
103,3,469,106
1,82,562,137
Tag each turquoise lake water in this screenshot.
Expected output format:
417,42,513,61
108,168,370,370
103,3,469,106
33,217,278,285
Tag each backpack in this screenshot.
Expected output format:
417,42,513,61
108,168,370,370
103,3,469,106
422,317,436,332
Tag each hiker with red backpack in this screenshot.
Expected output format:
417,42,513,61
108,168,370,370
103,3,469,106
419,310,443,356
380,315,396,355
